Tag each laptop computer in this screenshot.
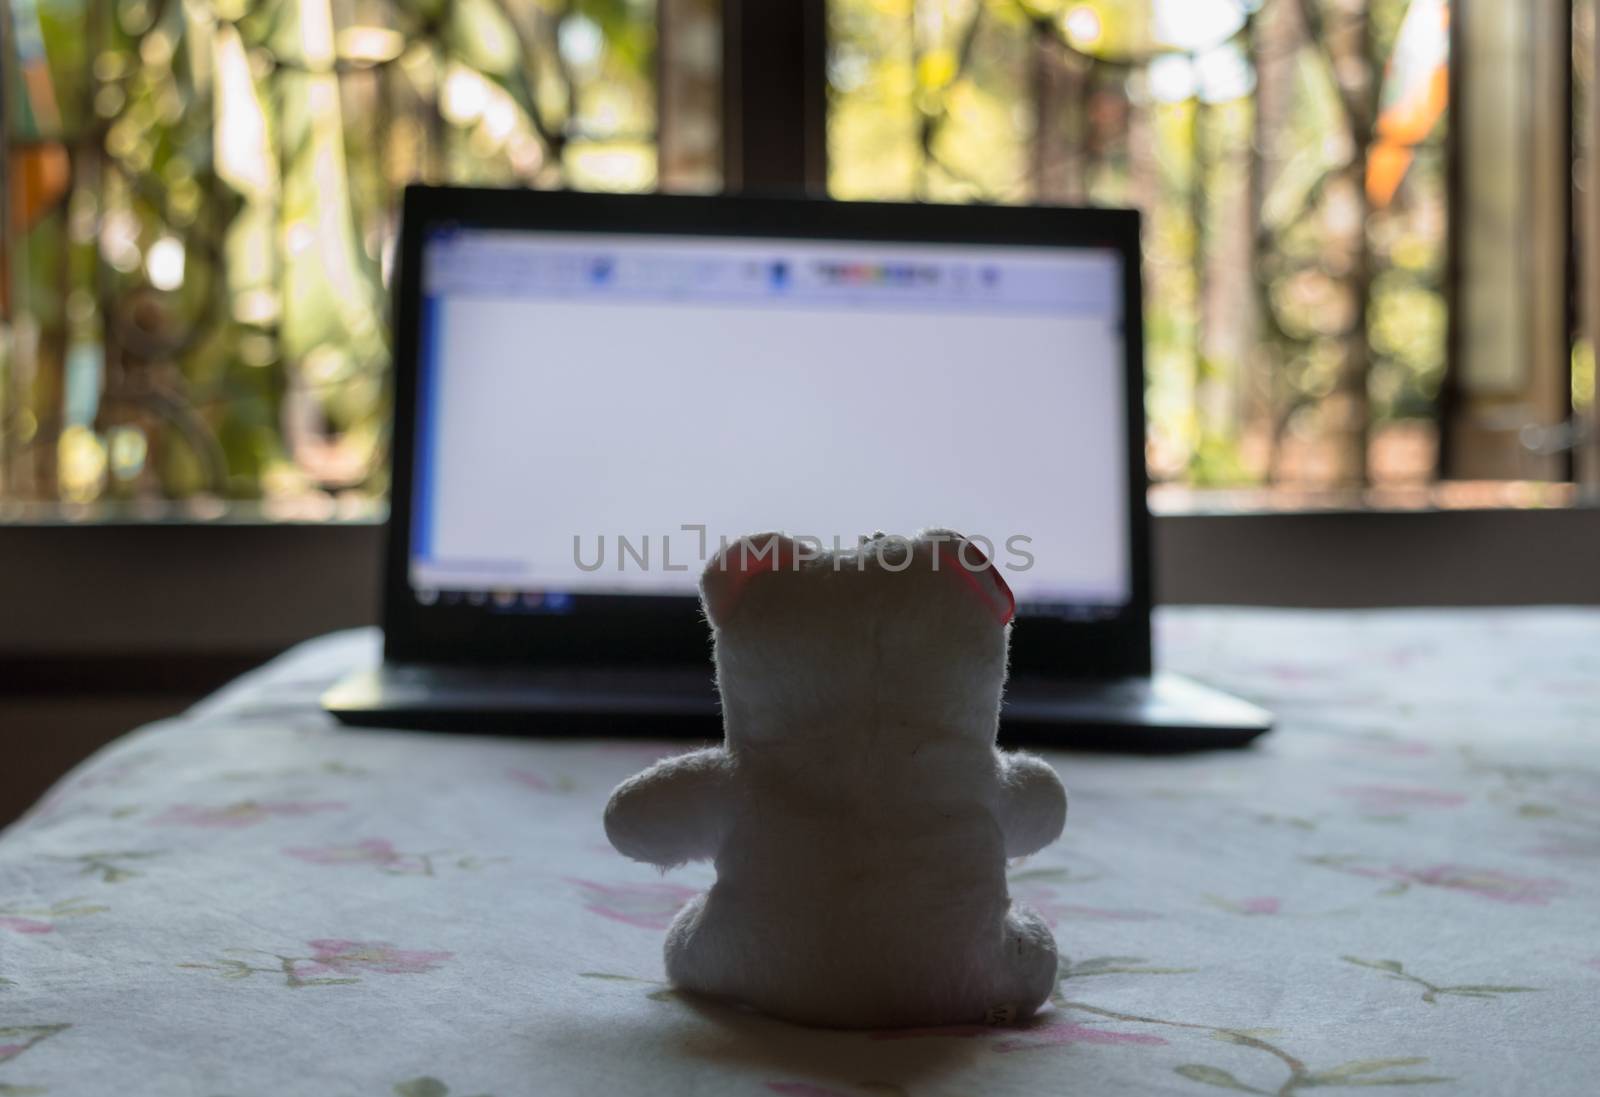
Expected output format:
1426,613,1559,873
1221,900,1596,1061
322,185,1271,751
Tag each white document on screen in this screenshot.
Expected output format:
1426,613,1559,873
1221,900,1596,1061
411,234,1130,608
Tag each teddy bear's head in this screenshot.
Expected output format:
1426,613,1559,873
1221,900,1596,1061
700,529,1013,749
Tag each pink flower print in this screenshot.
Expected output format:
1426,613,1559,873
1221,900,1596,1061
1381,741,1435,757
0,916,53,935
1522,833,1600,861
993,1023,1168,1053
1382,644,1430,669
1338,786,1467,812
283,840,494,876
1405,864,1565,904
1344,738,1435,758
0,1024,68,1064
182,941,451,987
511,769,555,791
150,800,346,828
1362,864,1567,905
567,878,698,930
299,939,453,976
1560,789,1600,811
509,769,574,793
1583,957,1600,973
285,838,408,869
1255,662,1328,683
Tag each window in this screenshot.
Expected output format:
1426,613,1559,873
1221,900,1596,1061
1,0,661,518
832,0,1451,503
2,0,1595,518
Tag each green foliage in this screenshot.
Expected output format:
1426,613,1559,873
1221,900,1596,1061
2,0,656,507
829,0,1451,489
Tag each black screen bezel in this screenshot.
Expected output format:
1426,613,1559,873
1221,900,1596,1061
382,185,1151,678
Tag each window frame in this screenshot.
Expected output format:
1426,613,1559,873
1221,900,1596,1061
5,506,1600,692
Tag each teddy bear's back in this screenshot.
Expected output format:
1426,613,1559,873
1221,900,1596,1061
720,754,1004,914
671,777,1019,1026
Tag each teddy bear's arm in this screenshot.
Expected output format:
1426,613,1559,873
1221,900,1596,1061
603,747,734,868
996,751,1068,859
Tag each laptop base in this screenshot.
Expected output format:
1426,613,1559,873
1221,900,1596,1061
322,665,1272,753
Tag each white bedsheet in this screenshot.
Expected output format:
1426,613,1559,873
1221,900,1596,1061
2,609,1598,1097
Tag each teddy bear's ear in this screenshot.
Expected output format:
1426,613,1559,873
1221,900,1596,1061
701,532,798,627
927,532,1016,627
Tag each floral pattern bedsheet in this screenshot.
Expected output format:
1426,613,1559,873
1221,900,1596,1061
2,609,1598,1097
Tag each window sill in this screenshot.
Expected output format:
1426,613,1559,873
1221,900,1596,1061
1150,481,1595,516
1,502,1597,676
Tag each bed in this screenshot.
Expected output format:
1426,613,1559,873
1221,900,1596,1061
3,608,1597,1097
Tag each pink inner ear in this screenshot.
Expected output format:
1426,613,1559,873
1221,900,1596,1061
931,539,1016,626
703,534,796,624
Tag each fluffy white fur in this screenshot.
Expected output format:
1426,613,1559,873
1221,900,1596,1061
604,530,1067,1029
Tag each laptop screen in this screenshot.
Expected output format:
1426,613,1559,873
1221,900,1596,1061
408,227,1130,620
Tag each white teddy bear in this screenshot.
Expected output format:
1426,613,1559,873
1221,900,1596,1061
603,530,1068,1029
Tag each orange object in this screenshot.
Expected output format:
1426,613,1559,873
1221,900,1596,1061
1367,0,1451,208
9,143,71,228
1,144,71,317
